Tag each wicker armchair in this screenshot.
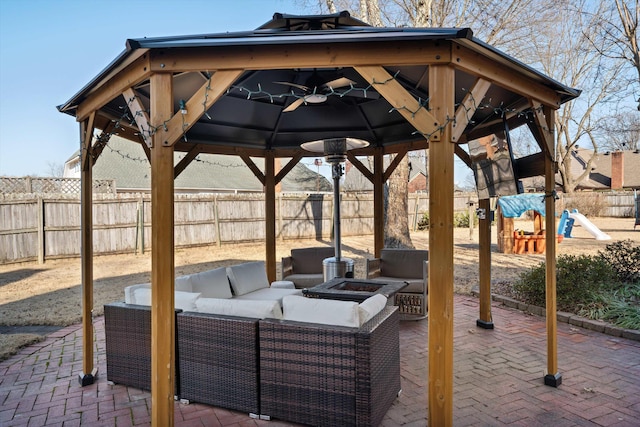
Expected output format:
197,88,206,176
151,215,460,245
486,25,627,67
177,311,261,416
366,248,429,319
281,246,335,288
258,306,400,426
104,302,181,394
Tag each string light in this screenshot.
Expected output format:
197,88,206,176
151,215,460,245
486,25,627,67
93,72,551,160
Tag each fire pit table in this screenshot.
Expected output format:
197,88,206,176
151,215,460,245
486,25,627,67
303,278,407,303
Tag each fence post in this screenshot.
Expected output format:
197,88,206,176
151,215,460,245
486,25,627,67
468,200,475,240
278,194,284,242
37,197,44,264
136,199,144,255
413,194,420,231
214,195,221,247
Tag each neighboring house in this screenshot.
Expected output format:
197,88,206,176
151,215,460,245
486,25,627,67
519,148,640,192
568,148,640,191
342,156,428,193
64,136,332,193
408,161,427,193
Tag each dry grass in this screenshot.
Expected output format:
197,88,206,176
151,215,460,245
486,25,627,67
0,216,637,360
0,334,43,360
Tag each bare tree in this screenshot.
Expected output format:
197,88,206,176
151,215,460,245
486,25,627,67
47,161,65,177
589,0,639,109
600,110,640,151
536,1,629,192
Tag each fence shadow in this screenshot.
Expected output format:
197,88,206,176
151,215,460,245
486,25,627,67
0,259,255,327
0,269,45,288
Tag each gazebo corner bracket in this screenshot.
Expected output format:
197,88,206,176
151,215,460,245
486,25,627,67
452,78,492,142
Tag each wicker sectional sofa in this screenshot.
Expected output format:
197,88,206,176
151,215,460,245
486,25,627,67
104,263,401,426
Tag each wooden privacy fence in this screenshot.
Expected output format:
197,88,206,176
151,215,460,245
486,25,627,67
0,191,636,264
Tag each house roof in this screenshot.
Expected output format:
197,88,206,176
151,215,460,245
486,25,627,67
68,136,331,192
57,11,579,160
572,148,640,190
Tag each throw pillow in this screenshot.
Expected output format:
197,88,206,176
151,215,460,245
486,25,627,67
358,294,388,324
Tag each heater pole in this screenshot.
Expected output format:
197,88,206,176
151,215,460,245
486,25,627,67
332,162,342,261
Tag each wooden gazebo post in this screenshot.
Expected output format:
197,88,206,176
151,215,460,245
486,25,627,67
265,150,277,282
428,64,455,425
149,72,177,425
373,147,385,257
543,107,561,386
79,115,97,386
477,197,494,329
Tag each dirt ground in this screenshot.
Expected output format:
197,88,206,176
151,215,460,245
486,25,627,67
1,216,638,359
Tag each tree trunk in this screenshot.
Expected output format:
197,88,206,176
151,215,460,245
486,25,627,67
384,154,414,248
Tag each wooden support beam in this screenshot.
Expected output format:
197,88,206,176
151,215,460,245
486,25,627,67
383,146,409,181
148,40,452,72
454,44,562,108
454,145,472,168
139,135,151,162
354,66,441,141
76,52,151,121
81,112,96,171
457,107,530,144
149,73,176,426
162,70,243,146
346,152,373,182
427,64,455,426
543,108,562,387
79,118,97,386
477,198,494,329
174,145,201,178
240,154,266,186
275,153,304,185
452,78,491,142
123,88,153,148
373,148,384,257
530,101,555,157
264,151,277,283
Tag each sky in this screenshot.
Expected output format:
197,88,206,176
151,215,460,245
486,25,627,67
0,0,473,186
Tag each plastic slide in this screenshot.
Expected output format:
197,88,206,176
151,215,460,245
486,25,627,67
568,211,611,241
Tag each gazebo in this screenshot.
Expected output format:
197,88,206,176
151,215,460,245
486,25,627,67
59,11,579,426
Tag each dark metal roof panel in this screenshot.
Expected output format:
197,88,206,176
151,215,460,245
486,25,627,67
126,27,473,49
458,37,581,103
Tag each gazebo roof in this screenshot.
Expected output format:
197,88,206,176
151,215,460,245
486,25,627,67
58,11,579,159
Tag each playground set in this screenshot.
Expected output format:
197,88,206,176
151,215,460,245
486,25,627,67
496,193,611,255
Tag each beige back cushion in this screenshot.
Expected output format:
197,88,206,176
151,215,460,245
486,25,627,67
380,249,428,279
226,261,270,296
188,267,232,299
291,247,335,274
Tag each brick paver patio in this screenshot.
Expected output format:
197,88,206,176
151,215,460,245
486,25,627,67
1,295,639,426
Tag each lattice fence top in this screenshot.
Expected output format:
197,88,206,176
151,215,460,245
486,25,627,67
0,177,116,194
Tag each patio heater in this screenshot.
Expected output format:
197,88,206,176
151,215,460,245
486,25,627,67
301,137,369,281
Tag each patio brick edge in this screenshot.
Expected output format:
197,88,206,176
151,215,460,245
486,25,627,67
469,289,640,342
